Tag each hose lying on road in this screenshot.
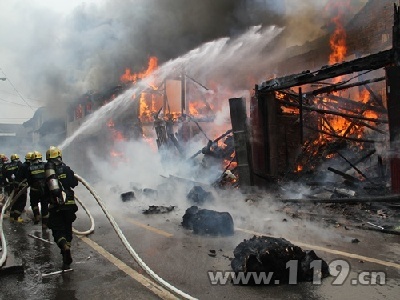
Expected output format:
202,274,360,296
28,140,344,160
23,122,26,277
74,173,197,300
0,190,15,267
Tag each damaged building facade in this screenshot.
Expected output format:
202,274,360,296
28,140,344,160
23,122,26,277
230,1,400,195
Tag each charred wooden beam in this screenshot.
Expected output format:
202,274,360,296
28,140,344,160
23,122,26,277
281,90,387,115
299,87,303,144
336,151,370,182
259,50,393,93
305,126,379,143
321,116,337,134
343,150,376,172
307,76,386,97
320,94,387,114
327,167,361,183
229,98,253,187
279,100,388,123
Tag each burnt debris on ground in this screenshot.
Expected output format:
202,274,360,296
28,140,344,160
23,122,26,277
182,205,234,236
186,186,215,205
142,205,175,214
231,235,330,285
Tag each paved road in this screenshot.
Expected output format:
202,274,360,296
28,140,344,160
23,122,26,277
1,188,400,300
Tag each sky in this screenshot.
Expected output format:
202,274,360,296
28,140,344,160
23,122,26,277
0,0,100,124
0,0,367,124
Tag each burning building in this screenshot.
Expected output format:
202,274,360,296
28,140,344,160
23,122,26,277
228,1,400,194
65,55,235,178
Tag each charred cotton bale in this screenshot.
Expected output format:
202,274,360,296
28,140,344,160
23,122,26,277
231,236,330,285
120,191,135,202
186,186,214,205
182,206,234,236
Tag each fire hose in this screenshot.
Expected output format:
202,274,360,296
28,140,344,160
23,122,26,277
74,174,197,300
1,184,31,267
0,190,15,267
72,194,95,236
0,181,94,268
1,175,196,299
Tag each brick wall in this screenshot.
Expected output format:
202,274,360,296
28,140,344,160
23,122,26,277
346,0,394,54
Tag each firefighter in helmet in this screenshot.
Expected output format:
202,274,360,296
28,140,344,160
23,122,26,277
44,146,78,269
15,151,34,219
0,154,8,195
26,151,49,229
2,154,26,222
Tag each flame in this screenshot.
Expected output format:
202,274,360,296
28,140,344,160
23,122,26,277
327,0,349,86
189,102,200,115
120,56,158,84
107,118,126,160
329,16,347,65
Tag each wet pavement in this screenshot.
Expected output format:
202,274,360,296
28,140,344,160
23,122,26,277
1,190,400,300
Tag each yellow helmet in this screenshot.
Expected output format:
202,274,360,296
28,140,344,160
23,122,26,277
25,152,34,161
0,154,8,162
46,146,62,160
10,154,19,161
33,151,43,160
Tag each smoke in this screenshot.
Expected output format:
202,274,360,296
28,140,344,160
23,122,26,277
1,0,368,120
59,25,282,150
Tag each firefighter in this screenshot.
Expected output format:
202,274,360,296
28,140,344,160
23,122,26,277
3,154,26,222
0,153,7,206
44,146,78,269
15,151,34,219
26,151,49,228
0,154,8,196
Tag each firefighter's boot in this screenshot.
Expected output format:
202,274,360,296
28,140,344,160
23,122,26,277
33,208,40,224
61,244,73,269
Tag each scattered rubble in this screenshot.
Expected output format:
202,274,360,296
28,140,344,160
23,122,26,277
142,205,175,214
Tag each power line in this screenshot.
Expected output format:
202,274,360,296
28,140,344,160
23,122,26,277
0,119,30,120
0,89,41,101
0,96,39,108
0,68,35,111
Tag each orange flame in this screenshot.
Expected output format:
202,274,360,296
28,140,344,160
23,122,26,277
329,16,347,65
120,56,158,84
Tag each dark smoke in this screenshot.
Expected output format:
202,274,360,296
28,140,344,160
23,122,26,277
8,0,368,113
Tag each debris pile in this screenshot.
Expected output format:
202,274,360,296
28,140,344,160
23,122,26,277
142,205,175,214
186,186,214,205
231,236,330,284
182,206,234,236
